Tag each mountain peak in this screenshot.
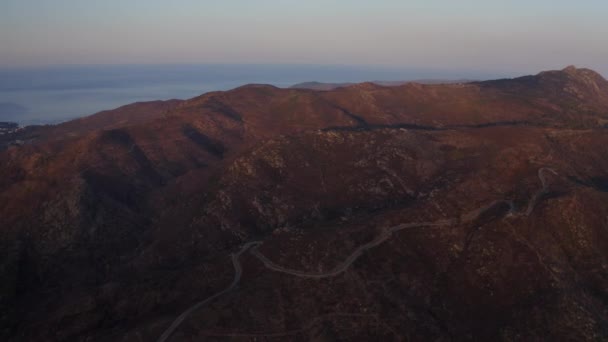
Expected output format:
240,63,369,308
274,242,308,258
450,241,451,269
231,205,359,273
538,65,606,84
4,67,608,340
492,66,608,102
537,65,604,79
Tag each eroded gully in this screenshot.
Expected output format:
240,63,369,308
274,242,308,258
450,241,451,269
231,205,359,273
157,167,557,342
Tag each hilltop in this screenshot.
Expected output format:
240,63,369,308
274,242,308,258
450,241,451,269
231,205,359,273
1,66,608,341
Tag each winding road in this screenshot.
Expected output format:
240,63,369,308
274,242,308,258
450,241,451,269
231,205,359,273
250,220,455,279
156,241,261,342
157,167,558,341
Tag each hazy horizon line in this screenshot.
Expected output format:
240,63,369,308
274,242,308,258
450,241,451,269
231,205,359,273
0,62,536,74
0,62,592,83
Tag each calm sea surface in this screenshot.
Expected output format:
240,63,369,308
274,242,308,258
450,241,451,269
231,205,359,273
0,65,499,125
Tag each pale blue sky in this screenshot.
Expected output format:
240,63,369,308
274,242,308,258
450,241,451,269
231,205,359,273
1,0,607,74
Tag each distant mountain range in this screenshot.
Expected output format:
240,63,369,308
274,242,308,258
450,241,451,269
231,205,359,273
2,66,608,341
290,79,475,90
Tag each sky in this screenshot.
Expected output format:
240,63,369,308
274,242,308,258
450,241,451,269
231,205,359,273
1,0,607,75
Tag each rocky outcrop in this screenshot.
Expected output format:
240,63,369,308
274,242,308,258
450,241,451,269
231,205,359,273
1,67,608,341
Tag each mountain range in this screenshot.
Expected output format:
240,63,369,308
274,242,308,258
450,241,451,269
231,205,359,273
1,66,608,341
289,79,475,91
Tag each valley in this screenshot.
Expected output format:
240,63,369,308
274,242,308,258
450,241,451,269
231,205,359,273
1,66,608,341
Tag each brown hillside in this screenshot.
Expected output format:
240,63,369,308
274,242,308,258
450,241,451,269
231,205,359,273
1,67,608,341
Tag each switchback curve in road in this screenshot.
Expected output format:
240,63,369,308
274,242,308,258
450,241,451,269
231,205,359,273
158,167,557,341
156,241,261,342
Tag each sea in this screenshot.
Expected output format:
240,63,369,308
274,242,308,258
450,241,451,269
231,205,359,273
0,64,502,126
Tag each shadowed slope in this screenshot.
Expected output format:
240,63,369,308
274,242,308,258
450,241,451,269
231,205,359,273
1,67,608,341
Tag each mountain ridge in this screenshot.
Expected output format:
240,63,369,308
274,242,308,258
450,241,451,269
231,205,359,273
1,66,608,341
290,79,476,91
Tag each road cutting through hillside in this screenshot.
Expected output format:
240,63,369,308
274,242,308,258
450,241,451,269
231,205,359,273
156,241,261,342
158,167,558,342
250,220,454,279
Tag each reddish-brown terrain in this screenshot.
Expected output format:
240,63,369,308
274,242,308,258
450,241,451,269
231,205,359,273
1,66,608,341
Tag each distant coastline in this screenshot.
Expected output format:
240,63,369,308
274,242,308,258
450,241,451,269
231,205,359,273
0,121,20,136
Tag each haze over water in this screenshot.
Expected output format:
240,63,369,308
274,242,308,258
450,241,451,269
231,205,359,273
0,64,509,126
2,1,607,125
